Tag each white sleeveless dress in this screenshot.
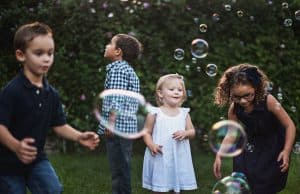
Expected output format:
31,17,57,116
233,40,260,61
142,107,198,192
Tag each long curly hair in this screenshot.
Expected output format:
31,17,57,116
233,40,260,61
214,63,269,106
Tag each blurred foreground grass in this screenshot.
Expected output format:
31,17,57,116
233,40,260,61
49,151,300,194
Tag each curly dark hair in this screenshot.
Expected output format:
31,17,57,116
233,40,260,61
114,34,143,63
214,63,269,106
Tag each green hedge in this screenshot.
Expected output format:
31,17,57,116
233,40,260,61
1,0,299,150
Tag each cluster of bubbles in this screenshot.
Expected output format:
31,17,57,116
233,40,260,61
93,89,151,139
172,0,300,80
280,2,300,27
173,38,218,77
212,172,251,194
220,0,300,27
173,6,217,77
87,0,154,16
173,38,209,61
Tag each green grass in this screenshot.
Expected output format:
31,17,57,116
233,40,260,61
49,151,300,194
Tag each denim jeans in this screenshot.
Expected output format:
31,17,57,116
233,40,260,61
0,159,62,194
105,136,132,194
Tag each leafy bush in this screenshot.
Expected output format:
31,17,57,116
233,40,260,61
1,0,299,150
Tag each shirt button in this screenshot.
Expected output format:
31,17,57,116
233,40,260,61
36,90,40,95
39,103,42,108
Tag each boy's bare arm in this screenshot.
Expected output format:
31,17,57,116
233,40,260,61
53,124,99,150
53,124,81,141
0,124,20,152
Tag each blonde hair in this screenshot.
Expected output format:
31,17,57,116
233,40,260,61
155,73,187,106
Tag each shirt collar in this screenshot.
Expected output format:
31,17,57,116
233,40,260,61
106,60,127,72
20,69,50,92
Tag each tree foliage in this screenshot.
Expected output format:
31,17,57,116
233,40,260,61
1,0,300,150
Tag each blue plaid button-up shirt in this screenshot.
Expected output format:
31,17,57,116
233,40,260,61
98,60,140,135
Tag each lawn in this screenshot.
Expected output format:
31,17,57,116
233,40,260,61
49,149,300,194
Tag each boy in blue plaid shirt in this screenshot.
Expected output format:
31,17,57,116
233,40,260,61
98,34,142,194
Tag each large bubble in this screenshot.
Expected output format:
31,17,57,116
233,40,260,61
93,89,150,139
209,120,247,157
190,38,209,59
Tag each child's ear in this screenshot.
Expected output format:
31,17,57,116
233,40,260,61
115,48,122,57
157,90,163,98
15,49,25,62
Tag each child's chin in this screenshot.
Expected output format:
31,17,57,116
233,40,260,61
40,70,49,75
36,70,48,76
241,103,252,109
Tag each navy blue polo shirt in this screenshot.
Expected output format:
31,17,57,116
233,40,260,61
0,70,66,175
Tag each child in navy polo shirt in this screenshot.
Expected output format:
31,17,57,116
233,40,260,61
0,22,99,194
98,34,142,194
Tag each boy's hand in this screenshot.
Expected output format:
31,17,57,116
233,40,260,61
172,130,187,141
149,144,163,156
277,149,290,172
78,132,100,150
15,138,37,164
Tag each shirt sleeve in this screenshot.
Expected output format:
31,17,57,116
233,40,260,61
50,90,67,127
181,107,191,118
0,89,13,128
147,105,159,115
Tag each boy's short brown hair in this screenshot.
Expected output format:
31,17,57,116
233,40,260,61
14,22,53,52
114,34,143,63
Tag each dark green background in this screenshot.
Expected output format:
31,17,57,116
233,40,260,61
1,0,299,151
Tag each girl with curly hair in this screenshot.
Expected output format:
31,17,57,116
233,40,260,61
213,63,295,194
